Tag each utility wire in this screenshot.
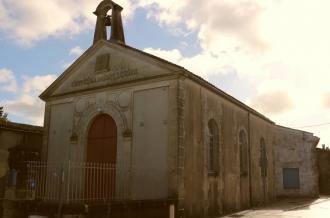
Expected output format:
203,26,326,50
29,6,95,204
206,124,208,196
295,122,330,128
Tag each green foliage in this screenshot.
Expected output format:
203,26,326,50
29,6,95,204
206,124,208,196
0,106,8,121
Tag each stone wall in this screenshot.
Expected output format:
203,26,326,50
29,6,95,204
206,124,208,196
182,78,276,218
273,126,319,197
316,148,330,194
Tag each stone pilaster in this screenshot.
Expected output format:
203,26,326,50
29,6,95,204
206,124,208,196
177,77,185,218
41,103,51,161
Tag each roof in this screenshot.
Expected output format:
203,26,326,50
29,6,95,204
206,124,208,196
40,40,274,124
0,120,43,134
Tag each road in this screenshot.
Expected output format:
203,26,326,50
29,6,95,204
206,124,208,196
221,196,330,218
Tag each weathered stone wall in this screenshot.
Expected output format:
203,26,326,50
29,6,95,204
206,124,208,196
249,114,275,206
182,78,275,218
182,79,207,218
273,126,319,197
316,148,330,194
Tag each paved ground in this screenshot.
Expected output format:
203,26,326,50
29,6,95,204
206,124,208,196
221,196,330,218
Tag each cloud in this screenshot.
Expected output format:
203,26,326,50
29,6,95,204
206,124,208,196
62,61,74,70
138,0,330,146
144,47,236,78
249,91,294,115
0,68,17,92
1,0,330,145
69,46,84,56
23,75,57,95
0,0,136,46
1,73,57,125
138,0,266,52
144,48,182,64
61,46,85,69
323,93,330,109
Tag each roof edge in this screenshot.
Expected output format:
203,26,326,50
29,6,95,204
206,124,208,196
39,41,100,101
181,70,275,124
0,120,43,133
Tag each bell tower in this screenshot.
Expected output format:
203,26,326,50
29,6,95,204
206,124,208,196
93,0,125,45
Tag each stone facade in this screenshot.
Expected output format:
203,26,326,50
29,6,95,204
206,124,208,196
40,42,181,202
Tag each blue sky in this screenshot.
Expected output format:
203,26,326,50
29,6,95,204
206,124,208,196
1,0,330,147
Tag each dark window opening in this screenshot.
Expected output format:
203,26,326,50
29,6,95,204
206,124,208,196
283,168,300,189
239,130,248,177
260,138,267,177
208,119,219,176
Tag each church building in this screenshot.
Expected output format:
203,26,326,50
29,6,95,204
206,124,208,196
16,0,319,217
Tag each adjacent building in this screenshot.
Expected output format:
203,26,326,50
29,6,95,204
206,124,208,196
0,120,43,217
273,126,319,198
316,146,330,195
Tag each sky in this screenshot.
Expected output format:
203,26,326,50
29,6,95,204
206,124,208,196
0,0,330,147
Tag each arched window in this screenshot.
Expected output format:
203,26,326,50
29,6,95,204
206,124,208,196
208,119,219,174
239,130,248,176
260,138,267,177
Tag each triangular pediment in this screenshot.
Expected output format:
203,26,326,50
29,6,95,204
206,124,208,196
40,40,183,100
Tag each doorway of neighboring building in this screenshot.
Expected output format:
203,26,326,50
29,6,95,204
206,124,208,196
86,114,117,200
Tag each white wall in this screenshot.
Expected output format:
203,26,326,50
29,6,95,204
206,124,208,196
131,87,169,199
47,103,74,163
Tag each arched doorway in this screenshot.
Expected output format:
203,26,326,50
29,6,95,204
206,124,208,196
87,114,117,163
85,114,117,200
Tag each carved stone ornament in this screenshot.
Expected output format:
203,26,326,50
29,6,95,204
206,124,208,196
70,132,78,144
117,92,131,109
123,129,132,138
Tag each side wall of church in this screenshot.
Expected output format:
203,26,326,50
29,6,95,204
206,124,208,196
42,77,179,200
182,78,275,218
249,114,275,205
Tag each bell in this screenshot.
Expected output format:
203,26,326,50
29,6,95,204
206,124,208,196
105,15,112,26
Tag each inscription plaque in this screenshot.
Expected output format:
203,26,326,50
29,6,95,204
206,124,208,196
71,68,139,88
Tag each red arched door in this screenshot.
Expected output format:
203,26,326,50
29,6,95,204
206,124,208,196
87,114,117,163
86,114,117,200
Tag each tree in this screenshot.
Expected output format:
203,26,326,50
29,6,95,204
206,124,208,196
0,106,8,121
